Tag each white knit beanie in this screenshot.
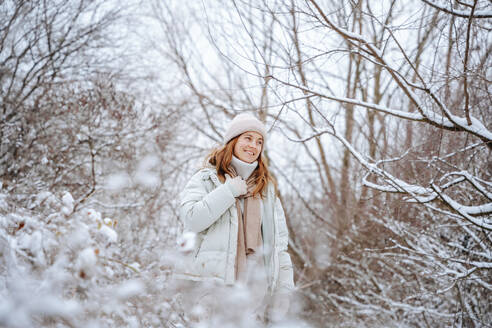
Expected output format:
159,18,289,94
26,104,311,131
223,113,267,145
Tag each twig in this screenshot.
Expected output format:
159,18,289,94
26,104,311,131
463,0,478,125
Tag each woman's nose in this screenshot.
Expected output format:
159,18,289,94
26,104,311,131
249,141,259,149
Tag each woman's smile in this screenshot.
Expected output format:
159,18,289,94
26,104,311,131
243,149,256,157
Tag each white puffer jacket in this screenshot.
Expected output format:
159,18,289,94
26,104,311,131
174,167,294,294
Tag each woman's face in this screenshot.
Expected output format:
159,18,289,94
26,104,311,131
233,131,263,163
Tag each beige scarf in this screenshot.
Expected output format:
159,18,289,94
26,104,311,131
229,168,263,282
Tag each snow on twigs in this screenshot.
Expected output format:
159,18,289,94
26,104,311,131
98,224,118,244
115,280,145,299
106,172,131,191
0,189,144,327
76,248,98,278
61,191,74,211
135,155,160,188
176,231,196,253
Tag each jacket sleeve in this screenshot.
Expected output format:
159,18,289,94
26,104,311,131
275,197,295,292
179,170,236,233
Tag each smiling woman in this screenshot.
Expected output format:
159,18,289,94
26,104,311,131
175,113,295,324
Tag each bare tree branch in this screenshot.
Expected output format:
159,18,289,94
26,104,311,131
420,0,492,18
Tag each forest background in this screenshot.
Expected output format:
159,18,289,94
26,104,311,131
1,0,491,327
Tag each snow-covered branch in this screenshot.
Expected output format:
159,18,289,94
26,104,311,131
288,124,492,230
306,0,492,148
431,184,492,230
420,0,492,18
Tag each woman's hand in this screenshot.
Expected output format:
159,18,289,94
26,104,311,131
226,176,248,197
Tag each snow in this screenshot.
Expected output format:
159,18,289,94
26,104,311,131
0,193,7,209
115,280,145,299
0,293,81,328
320,94,426,122
459,202,492,216
135,155,160,188
421,0,492,18
17,230,45,265
86,209,102,222
35,192,59,211
61,206,72,216
103,217,114,226
129,262,140,271
66,222,92,250
98,224,118,244
307,6,492,145
76,248,98,277
432,184,492,230
61,192,74,209
176,231,196,253
106,172,130,191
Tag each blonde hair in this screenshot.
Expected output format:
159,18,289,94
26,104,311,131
205,136,275,197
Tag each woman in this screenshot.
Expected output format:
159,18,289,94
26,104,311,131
175,113,294,322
